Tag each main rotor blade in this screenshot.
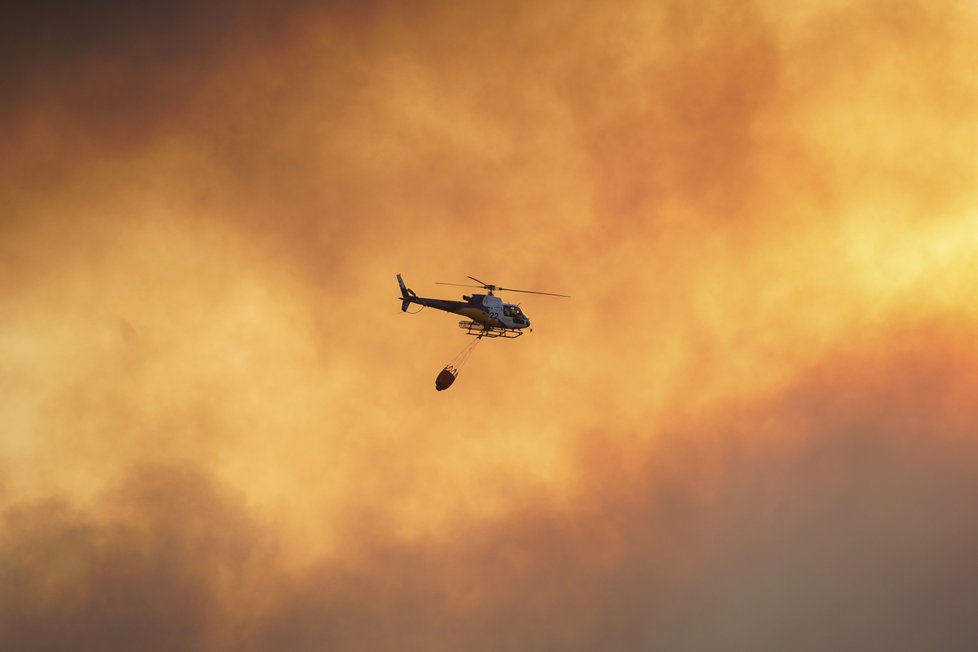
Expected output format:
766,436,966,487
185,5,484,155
497,287,571,298
441,276,570,297
436,282,485,289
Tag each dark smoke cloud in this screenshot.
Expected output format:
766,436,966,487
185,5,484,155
0,0,376,205
0,464,271,651
4,323,978,651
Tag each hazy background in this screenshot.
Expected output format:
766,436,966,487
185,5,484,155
3,1,978,649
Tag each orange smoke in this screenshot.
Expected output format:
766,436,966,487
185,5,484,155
3,0,978,649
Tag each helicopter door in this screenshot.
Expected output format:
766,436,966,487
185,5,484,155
514,306,527,326
503,304,527,326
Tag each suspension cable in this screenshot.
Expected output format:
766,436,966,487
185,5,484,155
446,335,482,372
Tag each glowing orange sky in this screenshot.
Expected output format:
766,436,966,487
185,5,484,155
3,1,978,649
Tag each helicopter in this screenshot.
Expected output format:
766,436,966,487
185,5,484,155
396,274,569,339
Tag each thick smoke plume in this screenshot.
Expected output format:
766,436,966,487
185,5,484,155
3,0,978,649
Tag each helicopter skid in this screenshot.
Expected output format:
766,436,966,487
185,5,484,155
457,321,523,339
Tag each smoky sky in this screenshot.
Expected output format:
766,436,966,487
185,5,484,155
5,330,978,651
3,0,978,650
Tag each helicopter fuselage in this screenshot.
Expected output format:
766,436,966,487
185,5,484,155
397,275,531,330
407,293,531,330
